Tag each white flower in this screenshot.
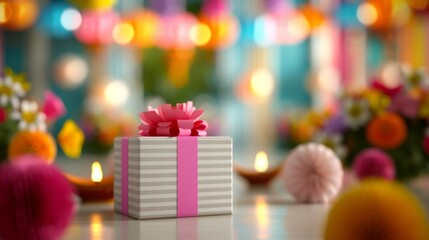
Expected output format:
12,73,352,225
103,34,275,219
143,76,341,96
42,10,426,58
405,68,429,89
0,75,25,108
343,98,371,129
313,132,348,159
16,100,46,132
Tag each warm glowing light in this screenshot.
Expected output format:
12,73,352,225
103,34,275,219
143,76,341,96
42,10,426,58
54,54,88,88
287,13,310,40
255,195,268,238
250,69,275,98
357,2,378,26
104,80,129,106
190,23,212,46
60,8,81,31
0,0,39,30
254,151,269,173
112,22,135,45
90,214,103,240
381,62,403,88
0,2,11,23
91,162,103,183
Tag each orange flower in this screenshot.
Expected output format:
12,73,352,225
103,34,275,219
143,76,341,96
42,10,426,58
324,180,429,240
289,121,315,143
366,112,407,149
8,131,57,164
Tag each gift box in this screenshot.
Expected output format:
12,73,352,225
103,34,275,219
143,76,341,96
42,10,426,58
113,136,233,219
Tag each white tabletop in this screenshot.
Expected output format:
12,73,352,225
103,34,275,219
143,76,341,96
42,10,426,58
57,158,429,240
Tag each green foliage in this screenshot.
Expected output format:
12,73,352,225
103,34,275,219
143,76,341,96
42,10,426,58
0,118,18,161
142,48,217,103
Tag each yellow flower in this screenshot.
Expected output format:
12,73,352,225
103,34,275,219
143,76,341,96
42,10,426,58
58,120,85,159
363,89,390,114
4,68,31,92
324,180,429,240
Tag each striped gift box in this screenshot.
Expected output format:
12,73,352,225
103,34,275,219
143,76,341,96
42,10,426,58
114,137,233,219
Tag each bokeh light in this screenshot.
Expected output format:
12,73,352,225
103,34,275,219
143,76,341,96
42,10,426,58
54,54,88,88
287,13,310,42
104,80,129,107
250,69,275,98
254,15,276,47
60,8,82,31
124,10,160,48
112,22,135,45
0,0,38,30
357,2,378,26
69,0,117,11
74,10,119,46
157,12,197,50
190,23,212,46
0,2,12,24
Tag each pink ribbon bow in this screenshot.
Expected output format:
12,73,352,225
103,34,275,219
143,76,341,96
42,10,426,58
138,101,208,136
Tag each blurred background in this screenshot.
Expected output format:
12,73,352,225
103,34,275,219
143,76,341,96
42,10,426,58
2,0,427,167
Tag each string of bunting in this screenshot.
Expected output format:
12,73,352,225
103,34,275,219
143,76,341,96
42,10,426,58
1,0,427,48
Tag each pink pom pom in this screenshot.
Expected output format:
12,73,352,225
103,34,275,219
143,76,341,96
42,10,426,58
282,143,343,203
352,148,396,181
0,155,75,240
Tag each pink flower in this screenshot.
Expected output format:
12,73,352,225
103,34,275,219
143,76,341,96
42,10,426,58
42,91,66,122
138,101,208,136
352,148,395,181
0,108,6,123
389,93,420,118
371,78,403,98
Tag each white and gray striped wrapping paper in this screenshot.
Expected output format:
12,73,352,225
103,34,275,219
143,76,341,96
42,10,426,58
113,137,233,219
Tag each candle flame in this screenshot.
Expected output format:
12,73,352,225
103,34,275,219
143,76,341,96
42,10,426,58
254,151,268,173
91,161,103,183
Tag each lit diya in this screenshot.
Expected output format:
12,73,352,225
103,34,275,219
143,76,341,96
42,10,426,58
64,161,114,202
234,151,282,185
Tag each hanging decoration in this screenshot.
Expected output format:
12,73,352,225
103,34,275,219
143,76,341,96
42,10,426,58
0,0,39,31
297,4,326,32
117,9,160,48
263,0,311,45
198,0,239,49
74,10,119,47
157,12,197,50
69,0,117,11
151,0,197,88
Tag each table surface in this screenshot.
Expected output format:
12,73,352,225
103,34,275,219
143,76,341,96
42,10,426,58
62,177,429,240
57,158,429,240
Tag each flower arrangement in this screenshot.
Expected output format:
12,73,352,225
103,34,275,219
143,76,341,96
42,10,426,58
82,111,136,154
282,67,429,181
0,68,84,161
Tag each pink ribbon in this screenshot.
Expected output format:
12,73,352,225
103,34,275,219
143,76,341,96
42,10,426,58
121,138,129,215
177,137,198,217
138,101,208,137
121,137,198,217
